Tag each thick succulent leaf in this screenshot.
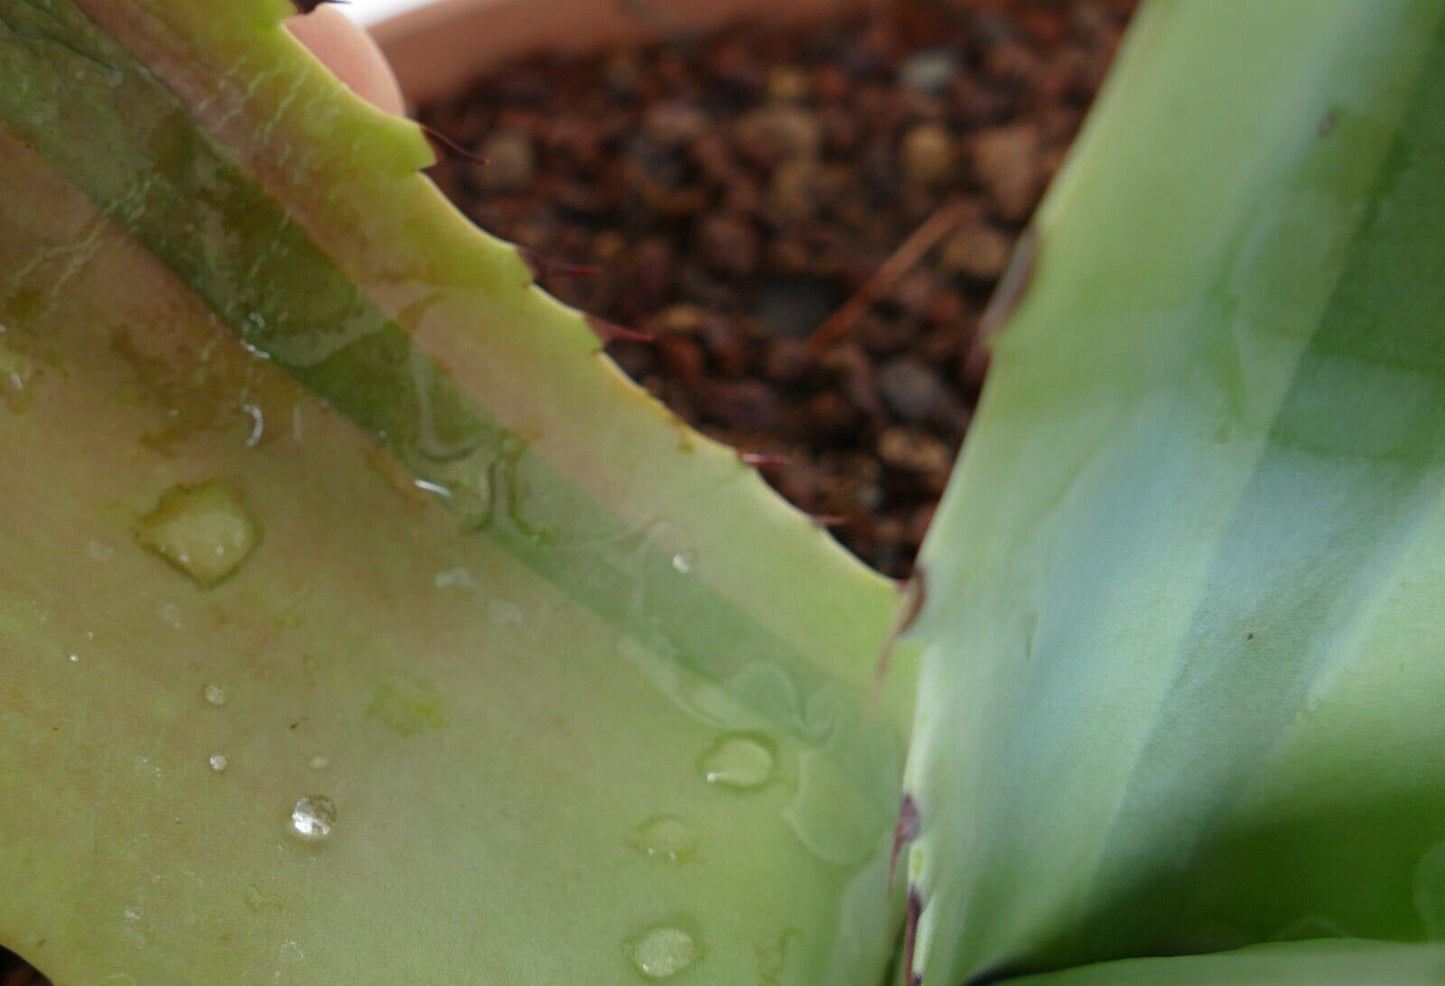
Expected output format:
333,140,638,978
0,1,912,983
901,1,1445,982
1011,941,1445,986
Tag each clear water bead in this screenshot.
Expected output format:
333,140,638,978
203,683,228,707
700,734,775,789
289,795,337,842
208,753,228,773
628,926,697,979
159,602,182,629
626,815,698,863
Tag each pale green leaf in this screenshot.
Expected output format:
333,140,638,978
902,1,1445,982
0,2,912,983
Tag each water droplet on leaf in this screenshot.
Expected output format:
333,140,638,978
627,815,698,863
135,480,261,588
242,404,265,447
203,683,228,707
208,753,228,772
433,566,477,589
671,553,693,574
158,602,182,629
289,795,336,842
627,926,698,979
700,734,775,789
489,599,523,625
308,755,329,770
0,338,34,414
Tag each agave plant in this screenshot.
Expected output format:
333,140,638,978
2,0,1443,984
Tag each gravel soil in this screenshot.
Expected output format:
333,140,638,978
419,0,1135,577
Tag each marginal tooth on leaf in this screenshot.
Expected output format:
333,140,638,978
517,247,602,284
903,885,923,986
420,124,489,167
876,564,927,687
889,793,921,887
977,225,1037,342
739,450,791,467
585,314,653,346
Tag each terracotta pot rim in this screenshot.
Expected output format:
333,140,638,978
372,0,864,105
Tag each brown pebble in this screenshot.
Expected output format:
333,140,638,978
696,214,760,277
973,124,1044,220
765,339,816,386
601,51,642,96
927,289,971,333
766,238,813,274
701,379,784,432
942,223,1013,280
627,236,675,311
592,230,627,264
769,158,818,221
907,504,936,547
656,335,705,391
805,390,864,443
476,129,534,192
878,356,969,432
644,100,710,148
642,181,709,218
768,65,812,104
859,315,919,357
768,455,824,510
690,132,737,183
894,271,941,321
813,65,851,103
878,427,953,474
818,105,861,155
701,317,750,378
735,105,822,164
608,339,657,380
821,344,886,422
657,304,705,335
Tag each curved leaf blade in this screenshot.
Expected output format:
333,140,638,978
901,1,1445,982
1011,940,1445,986
0,1,910,983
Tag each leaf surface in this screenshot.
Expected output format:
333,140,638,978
901,1,1445,981
0,2,913,982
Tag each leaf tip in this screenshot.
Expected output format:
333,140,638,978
889,793,921,888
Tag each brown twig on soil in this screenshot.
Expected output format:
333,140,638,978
805,199,970,353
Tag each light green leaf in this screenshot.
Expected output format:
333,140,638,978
0,1,912,983
1011,940,1445,986
902,0,1445,982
